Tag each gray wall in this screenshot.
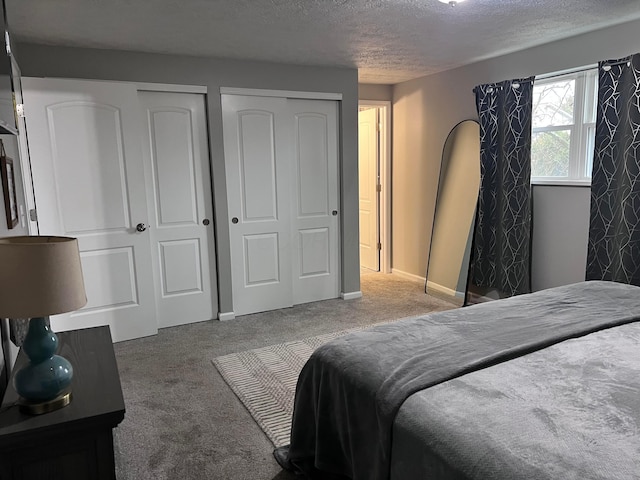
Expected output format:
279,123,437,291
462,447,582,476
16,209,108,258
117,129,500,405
531,185,590,290
17,44,360,314
392,17,640,290
358,83,392,101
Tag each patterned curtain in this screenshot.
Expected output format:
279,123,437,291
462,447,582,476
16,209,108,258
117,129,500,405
471,77,534,297
587,54,640,286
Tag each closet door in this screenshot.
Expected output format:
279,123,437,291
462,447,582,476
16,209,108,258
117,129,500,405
289,99,340,304
139,91,217,328
222,94,340,316
22,77,157,342
222,95,294,316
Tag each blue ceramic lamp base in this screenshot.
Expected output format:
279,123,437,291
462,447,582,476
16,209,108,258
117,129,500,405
13,317,74,415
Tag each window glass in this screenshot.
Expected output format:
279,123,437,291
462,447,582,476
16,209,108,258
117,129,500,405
531,68,597,184
532,80,575,128
531,130,571,177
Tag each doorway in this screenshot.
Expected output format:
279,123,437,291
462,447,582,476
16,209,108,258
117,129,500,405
358,101,390,274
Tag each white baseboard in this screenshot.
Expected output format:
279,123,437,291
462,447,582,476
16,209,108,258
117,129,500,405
426,280,465,300
341,291,363,300
391,269,425,284
217,311,235,321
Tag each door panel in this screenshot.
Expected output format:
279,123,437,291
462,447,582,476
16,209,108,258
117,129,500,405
79,247,139,312
289,99,339,304
358,108,379,271
238,111,279,221
222,95,293,316
244,233,281,284
159,239,203,295
49,103,131,233
22,77,157,342
139,91,216,328
299,228,330,276
148,109,198,225
295,114,329,216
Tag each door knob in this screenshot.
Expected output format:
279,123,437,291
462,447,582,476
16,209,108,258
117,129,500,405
332,210,338,216
232,217,239,224
136,223,147,232
203,219,210,226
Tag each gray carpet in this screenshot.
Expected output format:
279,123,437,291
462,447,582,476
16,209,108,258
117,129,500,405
113,272,456,480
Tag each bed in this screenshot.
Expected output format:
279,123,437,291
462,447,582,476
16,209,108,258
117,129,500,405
274,281,640,480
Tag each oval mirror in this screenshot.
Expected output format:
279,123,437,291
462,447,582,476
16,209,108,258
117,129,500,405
425,120,480,306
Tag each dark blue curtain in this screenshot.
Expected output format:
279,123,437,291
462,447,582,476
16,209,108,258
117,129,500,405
471,77,534,297
587,54,640,286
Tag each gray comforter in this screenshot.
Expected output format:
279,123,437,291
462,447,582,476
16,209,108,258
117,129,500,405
283,281,640,480
391,321,640,480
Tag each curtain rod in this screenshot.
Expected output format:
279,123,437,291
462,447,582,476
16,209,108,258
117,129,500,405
601,57,633,70
538,57,635,81
476,77,534,91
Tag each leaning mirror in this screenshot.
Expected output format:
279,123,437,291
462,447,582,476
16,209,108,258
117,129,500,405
425,120,480,306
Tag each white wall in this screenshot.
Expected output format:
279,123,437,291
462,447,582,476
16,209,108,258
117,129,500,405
392,17,640,290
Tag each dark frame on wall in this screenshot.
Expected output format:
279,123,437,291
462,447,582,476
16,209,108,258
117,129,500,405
0,141,18,229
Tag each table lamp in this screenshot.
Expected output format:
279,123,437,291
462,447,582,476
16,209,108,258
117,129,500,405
0,236,87,414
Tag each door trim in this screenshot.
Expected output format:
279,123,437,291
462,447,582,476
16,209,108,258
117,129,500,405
220,87,342,101
136,83,207,94
359,100,391,274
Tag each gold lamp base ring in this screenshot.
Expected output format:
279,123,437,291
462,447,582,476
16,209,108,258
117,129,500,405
18,391,72,415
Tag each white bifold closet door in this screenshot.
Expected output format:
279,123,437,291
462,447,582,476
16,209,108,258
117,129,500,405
221,94,339,316
22,78,217,341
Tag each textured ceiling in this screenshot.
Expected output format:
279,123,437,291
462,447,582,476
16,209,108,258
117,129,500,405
6,0,640,84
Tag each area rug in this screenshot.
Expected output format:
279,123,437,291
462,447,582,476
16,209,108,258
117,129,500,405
213,324,382,447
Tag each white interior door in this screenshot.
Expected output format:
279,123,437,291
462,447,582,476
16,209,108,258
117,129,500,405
358,107,379,271
222,94,293,316
139,91,217,328
289,99,340,304
22,77,157,342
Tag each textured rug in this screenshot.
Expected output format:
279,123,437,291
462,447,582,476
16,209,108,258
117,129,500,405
213,324,383,447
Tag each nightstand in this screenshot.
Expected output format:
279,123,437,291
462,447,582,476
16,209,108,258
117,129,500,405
0,326,125,480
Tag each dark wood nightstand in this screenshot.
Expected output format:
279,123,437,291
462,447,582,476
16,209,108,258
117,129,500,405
0,326,125,480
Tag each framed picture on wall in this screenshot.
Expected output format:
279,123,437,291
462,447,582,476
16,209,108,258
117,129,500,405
0,140,18,229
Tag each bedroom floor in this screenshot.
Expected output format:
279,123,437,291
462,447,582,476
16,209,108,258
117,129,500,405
112,272,456,480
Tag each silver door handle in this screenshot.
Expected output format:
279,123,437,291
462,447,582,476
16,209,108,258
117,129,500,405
136,223,148,232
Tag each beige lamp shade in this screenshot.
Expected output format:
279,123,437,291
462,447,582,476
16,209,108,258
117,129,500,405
0,236,87,318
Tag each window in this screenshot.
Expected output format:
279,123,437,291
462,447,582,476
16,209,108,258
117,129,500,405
531,68,598,184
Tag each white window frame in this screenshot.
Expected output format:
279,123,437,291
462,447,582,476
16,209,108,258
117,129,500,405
531,67,598,186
